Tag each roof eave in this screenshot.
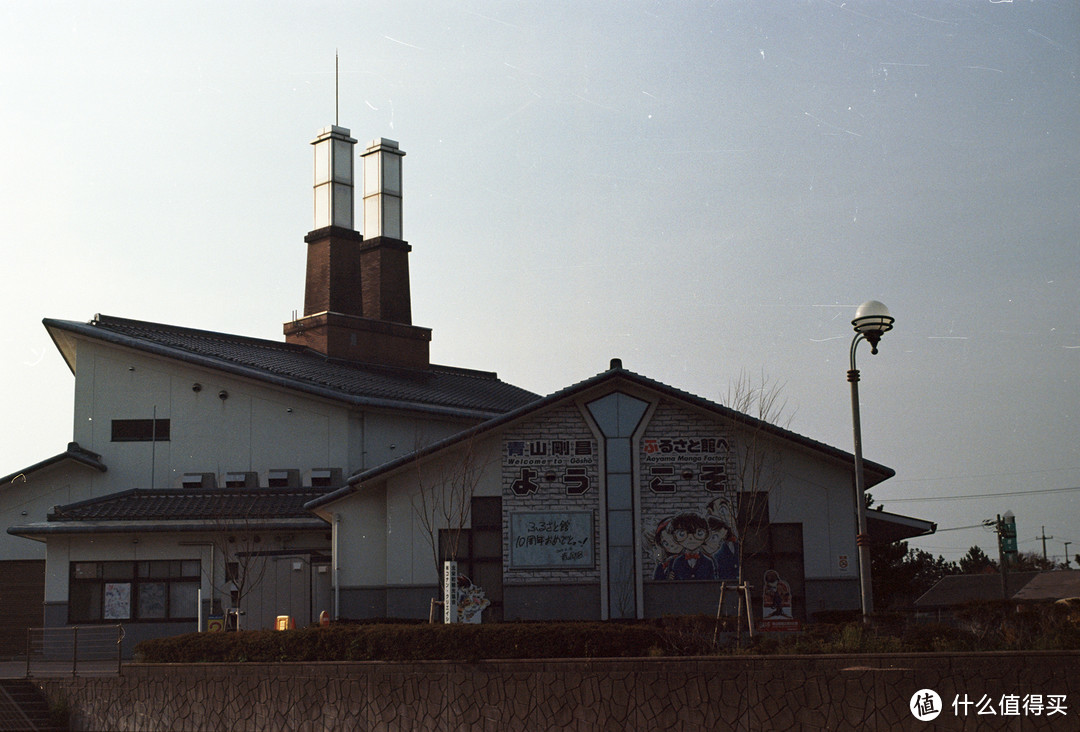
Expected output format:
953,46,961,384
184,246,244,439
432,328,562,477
1,442,107,485
309,366,896,511
866,509,937,544
43,318,517,422
44,319,78,375
9,518,329,537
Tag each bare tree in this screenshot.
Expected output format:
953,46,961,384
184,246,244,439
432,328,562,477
208,525,270,631
410,436,489,621
714,370,794,643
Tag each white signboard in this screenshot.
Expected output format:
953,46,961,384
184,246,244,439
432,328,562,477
509,512,593,568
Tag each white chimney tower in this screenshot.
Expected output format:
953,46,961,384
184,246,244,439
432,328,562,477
361,138,405,240
311,125,357,230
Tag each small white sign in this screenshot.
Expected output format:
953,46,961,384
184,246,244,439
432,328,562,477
443,561,458,624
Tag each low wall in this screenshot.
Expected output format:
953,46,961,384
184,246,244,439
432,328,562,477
39,652,1080,731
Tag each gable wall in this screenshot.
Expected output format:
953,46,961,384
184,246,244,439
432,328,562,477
0,461,99,561
381,432,504,587
71,339,349,492
332,382,865,622
66,337,472,495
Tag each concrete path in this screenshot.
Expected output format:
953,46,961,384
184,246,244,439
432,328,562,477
0,659,120,679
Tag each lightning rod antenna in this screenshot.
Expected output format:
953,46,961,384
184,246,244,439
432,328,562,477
335,51,339,126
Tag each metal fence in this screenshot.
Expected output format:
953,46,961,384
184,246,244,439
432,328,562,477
24,625,123,678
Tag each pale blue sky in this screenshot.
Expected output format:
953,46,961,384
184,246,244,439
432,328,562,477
1,1,1077,563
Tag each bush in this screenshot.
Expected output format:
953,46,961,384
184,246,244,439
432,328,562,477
134,603,1080,664
136,621,678,664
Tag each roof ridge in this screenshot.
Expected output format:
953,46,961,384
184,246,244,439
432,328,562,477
88,314,305,353
46,314,539,418
426,363,500,380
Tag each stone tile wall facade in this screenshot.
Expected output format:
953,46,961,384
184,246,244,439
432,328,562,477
38,652,1080,731
501,402,600,586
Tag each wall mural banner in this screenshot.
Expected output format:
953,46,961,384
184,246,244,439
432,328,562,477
642,437,730,460
642,436,735,494
504,439,598,497
509,511,594,568
505,439,596,466
641,430,739,582
645,495,739,581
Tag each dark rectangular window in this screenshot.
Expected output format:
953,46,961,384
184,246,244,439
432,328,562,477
111,419,170,442
68,560,199,623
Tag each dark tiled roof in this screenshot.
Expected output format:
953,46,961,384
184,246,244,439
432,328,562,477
310,363,901,511
914,572,1040,608
49,488,327,523
44,315,539,419
1013,571,1080,602
1,442,106,485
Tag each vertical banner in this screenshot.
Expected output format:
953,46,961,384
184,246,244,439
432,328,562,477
443,561,459,624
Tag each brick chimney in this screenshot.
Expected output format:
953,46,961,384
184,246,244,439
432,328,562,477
284,128,431,369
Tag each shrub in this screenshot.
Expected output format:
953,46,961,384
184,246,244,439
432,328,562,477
136,621,676,664
134,603,1080,663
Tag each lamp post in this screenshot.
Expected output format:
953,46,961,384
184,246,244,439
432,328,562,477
848,300,894,624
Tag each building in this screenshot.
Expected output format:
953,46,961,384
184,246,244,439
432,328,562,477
2,126,536,653
3,121,933,653
915,570,1080,624
308,360,932,624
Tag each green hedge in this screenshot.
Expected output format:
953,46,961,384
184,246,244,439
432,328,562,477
135,620,701,664
135,604,1080,663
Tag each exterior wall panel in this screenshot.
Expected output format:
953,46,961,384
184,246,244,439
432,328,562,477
0,560,45,654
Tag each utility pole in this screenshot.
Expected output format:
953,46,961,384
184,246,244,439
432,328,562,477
1064,541,1072,568
996,515,1009,600
986,512,1018,600
1040,526,1054,562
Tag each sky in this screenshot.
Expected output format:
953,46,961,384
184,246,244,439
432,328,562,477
1,1,1077,565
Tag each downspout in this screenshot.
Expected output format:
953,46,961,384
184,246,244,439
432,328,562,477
179,541,216,630
333,512,341,619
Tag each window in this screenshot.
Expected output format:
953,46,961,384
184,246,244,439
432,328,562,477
69,560,200,623
111,419,170,442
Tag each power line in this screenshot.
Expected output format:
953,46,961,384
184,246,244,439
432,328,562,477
882,467,1079,485
883,486,1080,503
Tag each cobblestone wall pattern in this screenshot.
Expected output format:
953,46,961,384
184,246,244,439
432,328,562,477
37,652,1080,731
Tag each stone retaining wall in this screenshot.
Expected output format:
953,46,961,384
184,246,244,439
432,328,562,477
38,652,1080,731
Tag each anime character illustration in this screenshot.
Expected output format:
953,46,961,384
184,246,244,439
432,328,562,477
648,517,681,580
457,575,491,624
762,569,792,619
703,515,739,581
667,513,716,580
704,496,736,527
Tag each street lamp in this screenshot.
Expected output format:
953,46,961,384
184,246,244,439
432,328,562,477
849,299,894,624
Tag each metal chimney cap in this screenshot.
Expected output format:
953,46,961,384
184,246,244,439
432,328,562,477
364,138,403,154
